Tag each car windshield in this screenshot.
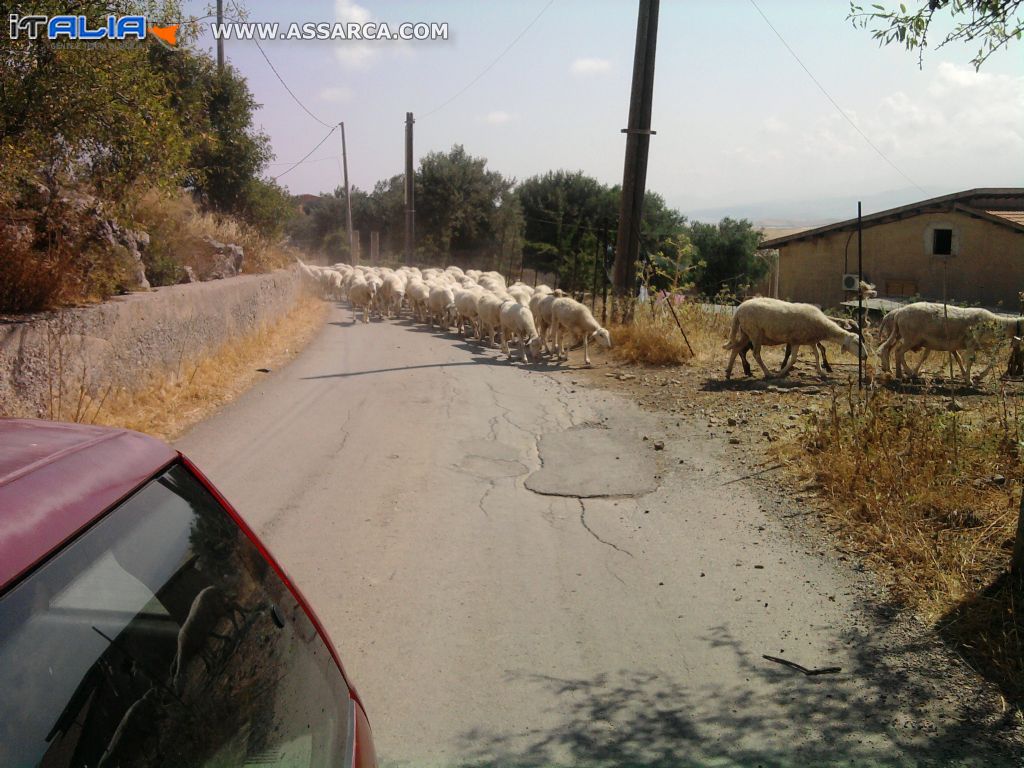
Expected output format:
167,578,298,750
0,462,352,768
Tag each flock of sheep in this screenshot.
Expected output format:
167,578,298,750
297,259,1019,384
724,287,1022,384
296,260,613,366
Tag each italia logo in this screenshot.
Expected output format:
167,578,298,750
8,15,179,47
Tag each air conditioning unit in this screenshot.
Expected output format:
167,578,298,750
841,274,860,292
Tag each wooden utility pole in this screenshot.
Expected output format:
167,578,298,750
216,0,225,72
404,112,415,265
612,0,660,322
340,122,355,264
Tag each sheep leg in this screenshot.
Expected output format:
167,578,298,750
909,348,931,376
583,333,591,367
809,344,825,378
518,335,527,362
776,344,800,378
751,342,776,379
819,343,833,373
501,328,510,356
740,342,754,377
893,340,909,378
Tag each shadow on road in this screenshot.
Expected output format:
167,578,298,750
301,361,493,380
455,617,1022,768
937,573,1024,707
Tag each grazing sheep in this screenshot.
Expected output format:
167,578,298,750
477,292,514,347
529,289,565,354
379,273,406,319
876,302,1018,383
454,286,485,338
550,297,612,366
724,297,866,379
428,284,456,329
737,314,863,377
406,279,431,322
508,285,532,306
348,278,375,323
500,301,545,362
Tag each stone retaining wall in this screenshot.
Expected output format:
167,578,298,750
0,268,307,418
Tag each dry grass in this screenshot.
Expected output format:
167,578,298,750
790,385,1024,700
610,301,732,367
75,296,326,441
130,189,292,285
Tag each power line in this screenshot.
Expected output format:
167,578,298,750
251,36,334,128
265,154,339,167
748,0,926,195
420,0,556,119
272,125,339,180
222,3,335,128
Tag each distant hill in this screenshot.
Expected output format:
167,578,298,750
683,186,949,227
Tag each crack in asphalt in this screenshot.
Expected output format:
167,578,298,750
578,498,634,558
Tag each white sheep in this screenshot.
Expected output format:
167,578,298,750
379,272,406,319
406,279,430,322
550,297,612,366
500,301,545,363
724,297,866,379
348,278,375,323
453,286,485,338
477,292,513,347
529,289,565,354
876,302,1018,383
428,284,456,329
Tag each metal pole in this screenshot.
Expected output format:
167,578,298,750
216,0,224,72
340,122,354,265
591,234,600,312
857,201,863,389
404,112,415,265
612,0,660,322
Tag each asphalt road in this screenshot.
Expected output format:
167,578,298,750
177,303,1019,768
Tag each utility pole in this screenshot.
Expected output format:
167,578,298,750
857,201,863,389
340,122,355,265
612,0,660,322
216,0,225,72
404,112,415,265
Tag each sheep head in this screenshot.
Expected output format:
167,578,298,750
526,335,545,361
590,327,612,350
840,332,868,359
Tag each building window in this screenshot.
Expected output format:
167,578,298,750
932,228,953,256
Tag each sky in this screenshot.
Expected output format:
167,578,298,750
182,0,1024,224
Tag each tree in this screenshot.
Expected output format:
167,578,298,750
0,0,192,202
415,145,511,259
688,218,766,298
848,1,1023,69
517,171,617,286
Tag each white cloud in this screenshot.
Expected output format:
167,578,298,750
483,111,513,125
320,86,353,103
570,57,611,75
734,63,1023,191
334,0,376,68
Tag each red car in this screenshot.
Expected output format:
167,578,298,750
0,419,376,768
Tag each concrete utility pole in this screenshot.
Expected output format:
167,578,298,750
612,0,660,322
216,0,225,72
341,122,355,265
404,112,416,265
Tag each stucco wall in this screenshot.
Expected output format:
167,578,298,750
0,268,308,418
776,212,1024,310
